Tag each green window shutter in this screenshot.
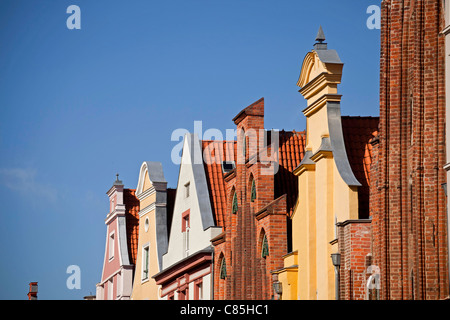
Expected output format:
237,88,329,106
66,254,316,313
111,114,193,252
251,179,256,202
220,257,227,279
262,235,269,258
232,192,238,214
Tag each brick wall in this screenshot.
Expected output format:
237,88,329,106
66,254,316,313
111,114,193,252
212,98,289,300
337,220,372,300
370,0,449,300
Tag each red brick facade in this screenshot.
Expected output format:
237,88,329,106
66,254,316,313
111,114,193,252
370,0,449,300
336,117,379,300
210,98,306,300
337,220,373,300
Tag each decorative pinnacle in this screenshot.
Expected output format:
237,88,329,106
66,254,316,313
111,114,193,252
315,25,326,43
114,173,123,185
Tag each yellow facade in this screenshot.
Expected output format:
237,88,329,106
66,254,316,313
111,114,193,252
131,162,169,300
277,34,361,300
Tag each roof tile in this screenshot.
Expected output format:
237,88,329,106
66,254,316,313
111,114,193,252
341,116,379,218
124,189,140,265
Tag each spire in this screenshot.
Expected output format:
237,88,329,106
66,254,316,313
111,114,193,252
314,25,328,50
315,25,326,43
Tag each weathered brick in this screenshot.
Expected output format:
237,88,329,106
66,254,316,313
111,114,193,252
370,0,449,300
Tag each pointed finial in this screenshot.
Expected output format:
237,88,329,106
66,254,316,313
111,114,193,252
114,173,123,185
314,26,327,50
315,25,326,43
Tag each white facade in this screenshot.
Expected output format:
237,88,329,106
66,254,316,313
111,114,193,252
163,134,221,269
156,133,221,300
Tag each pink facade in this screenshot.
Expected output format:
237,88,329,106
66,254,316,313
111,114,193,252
102,219,120,282
96,176,140,300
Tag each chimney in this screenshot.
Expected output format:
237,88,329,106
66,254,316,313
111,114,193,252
27,282,38,300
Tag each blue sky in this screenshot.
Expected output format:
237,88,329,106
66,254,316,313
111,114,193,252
0,0,380,299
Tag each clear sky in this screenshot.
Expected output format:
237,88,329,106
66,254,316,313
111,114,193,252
0,0,380,299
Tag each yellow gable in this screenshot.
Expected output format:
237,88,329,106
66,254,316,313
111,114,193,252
142,170,153,192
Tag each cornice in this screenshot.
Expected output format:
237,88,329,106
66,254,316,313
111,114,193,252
302,93,342,117
138,202,156,218
299,72,342,99
105,205,126,224
136,186,156,201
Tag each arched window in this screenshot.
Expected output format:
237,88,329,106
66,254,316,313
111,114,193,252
251,178,256,202
261,234,269,258
232,191,238,214
219,256,227,279
366,265,380,300
243,131,247,159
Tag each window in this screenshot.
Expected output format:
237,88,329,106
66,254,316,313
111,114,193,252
222,161,236,173
261,234,269,258
185,182,190,198
251,179,256,202
195,280,203,300
182,211,190,256
142,245,150,281
219,257,227,279
232,192,238,214
366,266,380,300
109,232,115,260
243,133,247,159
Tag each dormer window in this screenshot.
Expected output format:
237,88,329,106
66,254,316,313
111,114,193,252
222,161,236,174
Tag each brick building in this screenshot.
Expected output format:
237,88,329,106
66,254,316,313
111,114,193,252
336,117,379,301
209,98,306,300
369,0,449,300
443,0,450,297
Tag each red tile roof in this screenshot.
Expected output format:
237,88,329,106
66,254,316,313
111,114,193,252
201,116,375,223
202,130,306,224
202,140,236,228
124,189,140,265
341,116,379,219
166,188,176,238
276,130,307,217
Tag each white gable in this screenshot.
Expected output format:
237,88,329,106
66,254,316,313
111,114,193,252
162,133,221,269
